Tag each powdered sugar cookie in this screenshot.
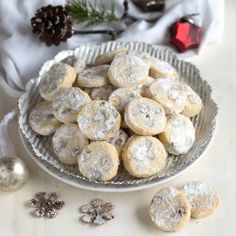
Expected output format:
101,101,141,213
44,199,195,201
61,55,86,74
149,187,191,232
139,76,156,97
180,181,220,218
108,54,149,88
108,87,142,113
39,63,77,101
182,84,203,117
90,84,114,100
29,101,61,136
159,114,195,155
149,57,178,79
78,141,120,181
107,129,129,156
52,87,91,123
124,98,166,135
94,48,128,65
147,78,186,114
52,123,89,165
122,135,167,178
127,50,152,67
77,100,121,140
77,65,110,88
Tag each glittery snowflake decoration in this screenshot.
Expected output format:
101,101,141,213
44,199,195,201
27,192,65,218
79,199,114,225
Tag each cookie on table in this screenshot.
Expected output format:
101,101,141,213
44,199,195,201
78,141,120,181
107,129,129,156
52,87,92,123
159,114,195,155
182,84,203,117
108,87,142,113
180,181,220,218
124,97,166,136
77,65,110,88
147,78,186,114
77,100,121,140
149,57,178,79
90,84,114,100
29,101,61,136
94,48,128,65
149,187,191,232
122,135,167,178
52,123,89,165
108,54,149,88
39,63,77,101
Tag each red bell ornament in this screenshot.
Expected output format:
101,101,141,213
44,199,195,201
170,14,202,53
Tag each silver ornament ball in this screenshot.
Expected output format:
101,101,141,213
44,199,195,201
0,156,29,192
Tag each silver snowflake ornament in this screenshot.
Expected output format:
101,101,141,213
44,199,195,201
79,199,114,225
27,192,65,218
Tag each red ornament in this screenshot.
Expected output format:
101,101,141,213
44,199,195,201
170,15,202,53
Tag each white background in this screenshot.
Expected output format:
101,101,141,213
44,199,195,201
0,1,235,235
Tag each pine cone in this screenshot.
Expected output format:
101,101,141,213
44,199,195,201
31,5,73,46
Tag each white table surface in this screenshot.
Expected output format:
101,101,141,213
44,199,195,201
0,1,235,235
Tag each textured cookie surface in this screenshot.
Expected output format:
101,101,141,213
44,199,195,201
122,135,167,178
77,100,121,140
147,78,186,114
52,123,89,165
29,101,61,136
180,181,220,218
182,84,203,117
149,57,178,79
39,63,77,101
90,84,114,100
108,87,142,113
124,97,166,135
52,87,91,123
94,48,128,65
77,65,110,88
78,141,120,181
159,114,195,155
149,187,191,232
108,54,149,88
107,129,129,156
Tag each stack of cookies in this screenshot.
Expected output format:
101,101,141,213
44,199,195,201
29,48,203,182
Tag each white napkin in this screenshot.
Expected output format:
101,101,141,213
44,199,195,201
0,0,224,95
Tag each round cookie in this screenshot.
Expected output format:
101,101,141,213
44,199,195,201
94,48,128,65
29,101,61,136
52,123,89,165
52,87,92,123
77,100,121,140
127,50,152,67
149,57,178,79
77,65,109,88
39,63,77,101
180,181,220,218
108,54,149,88
107,129,129,156
122,135,167,178
124,97,166,136
147,78,186,114
108,87,142,113
149,187,191,232
182,84,203,117
61,55,86,73
90,84,114,100
159,114,195,155
78,141,120,181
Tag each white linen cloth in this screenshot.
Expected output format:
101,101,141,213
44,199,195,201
0,0,224,96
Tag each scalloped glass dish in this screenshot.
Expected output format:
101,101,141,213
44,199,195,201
18,41,218,192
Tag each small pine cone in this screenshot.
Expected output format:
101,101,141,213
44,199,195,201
31,5,73,46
